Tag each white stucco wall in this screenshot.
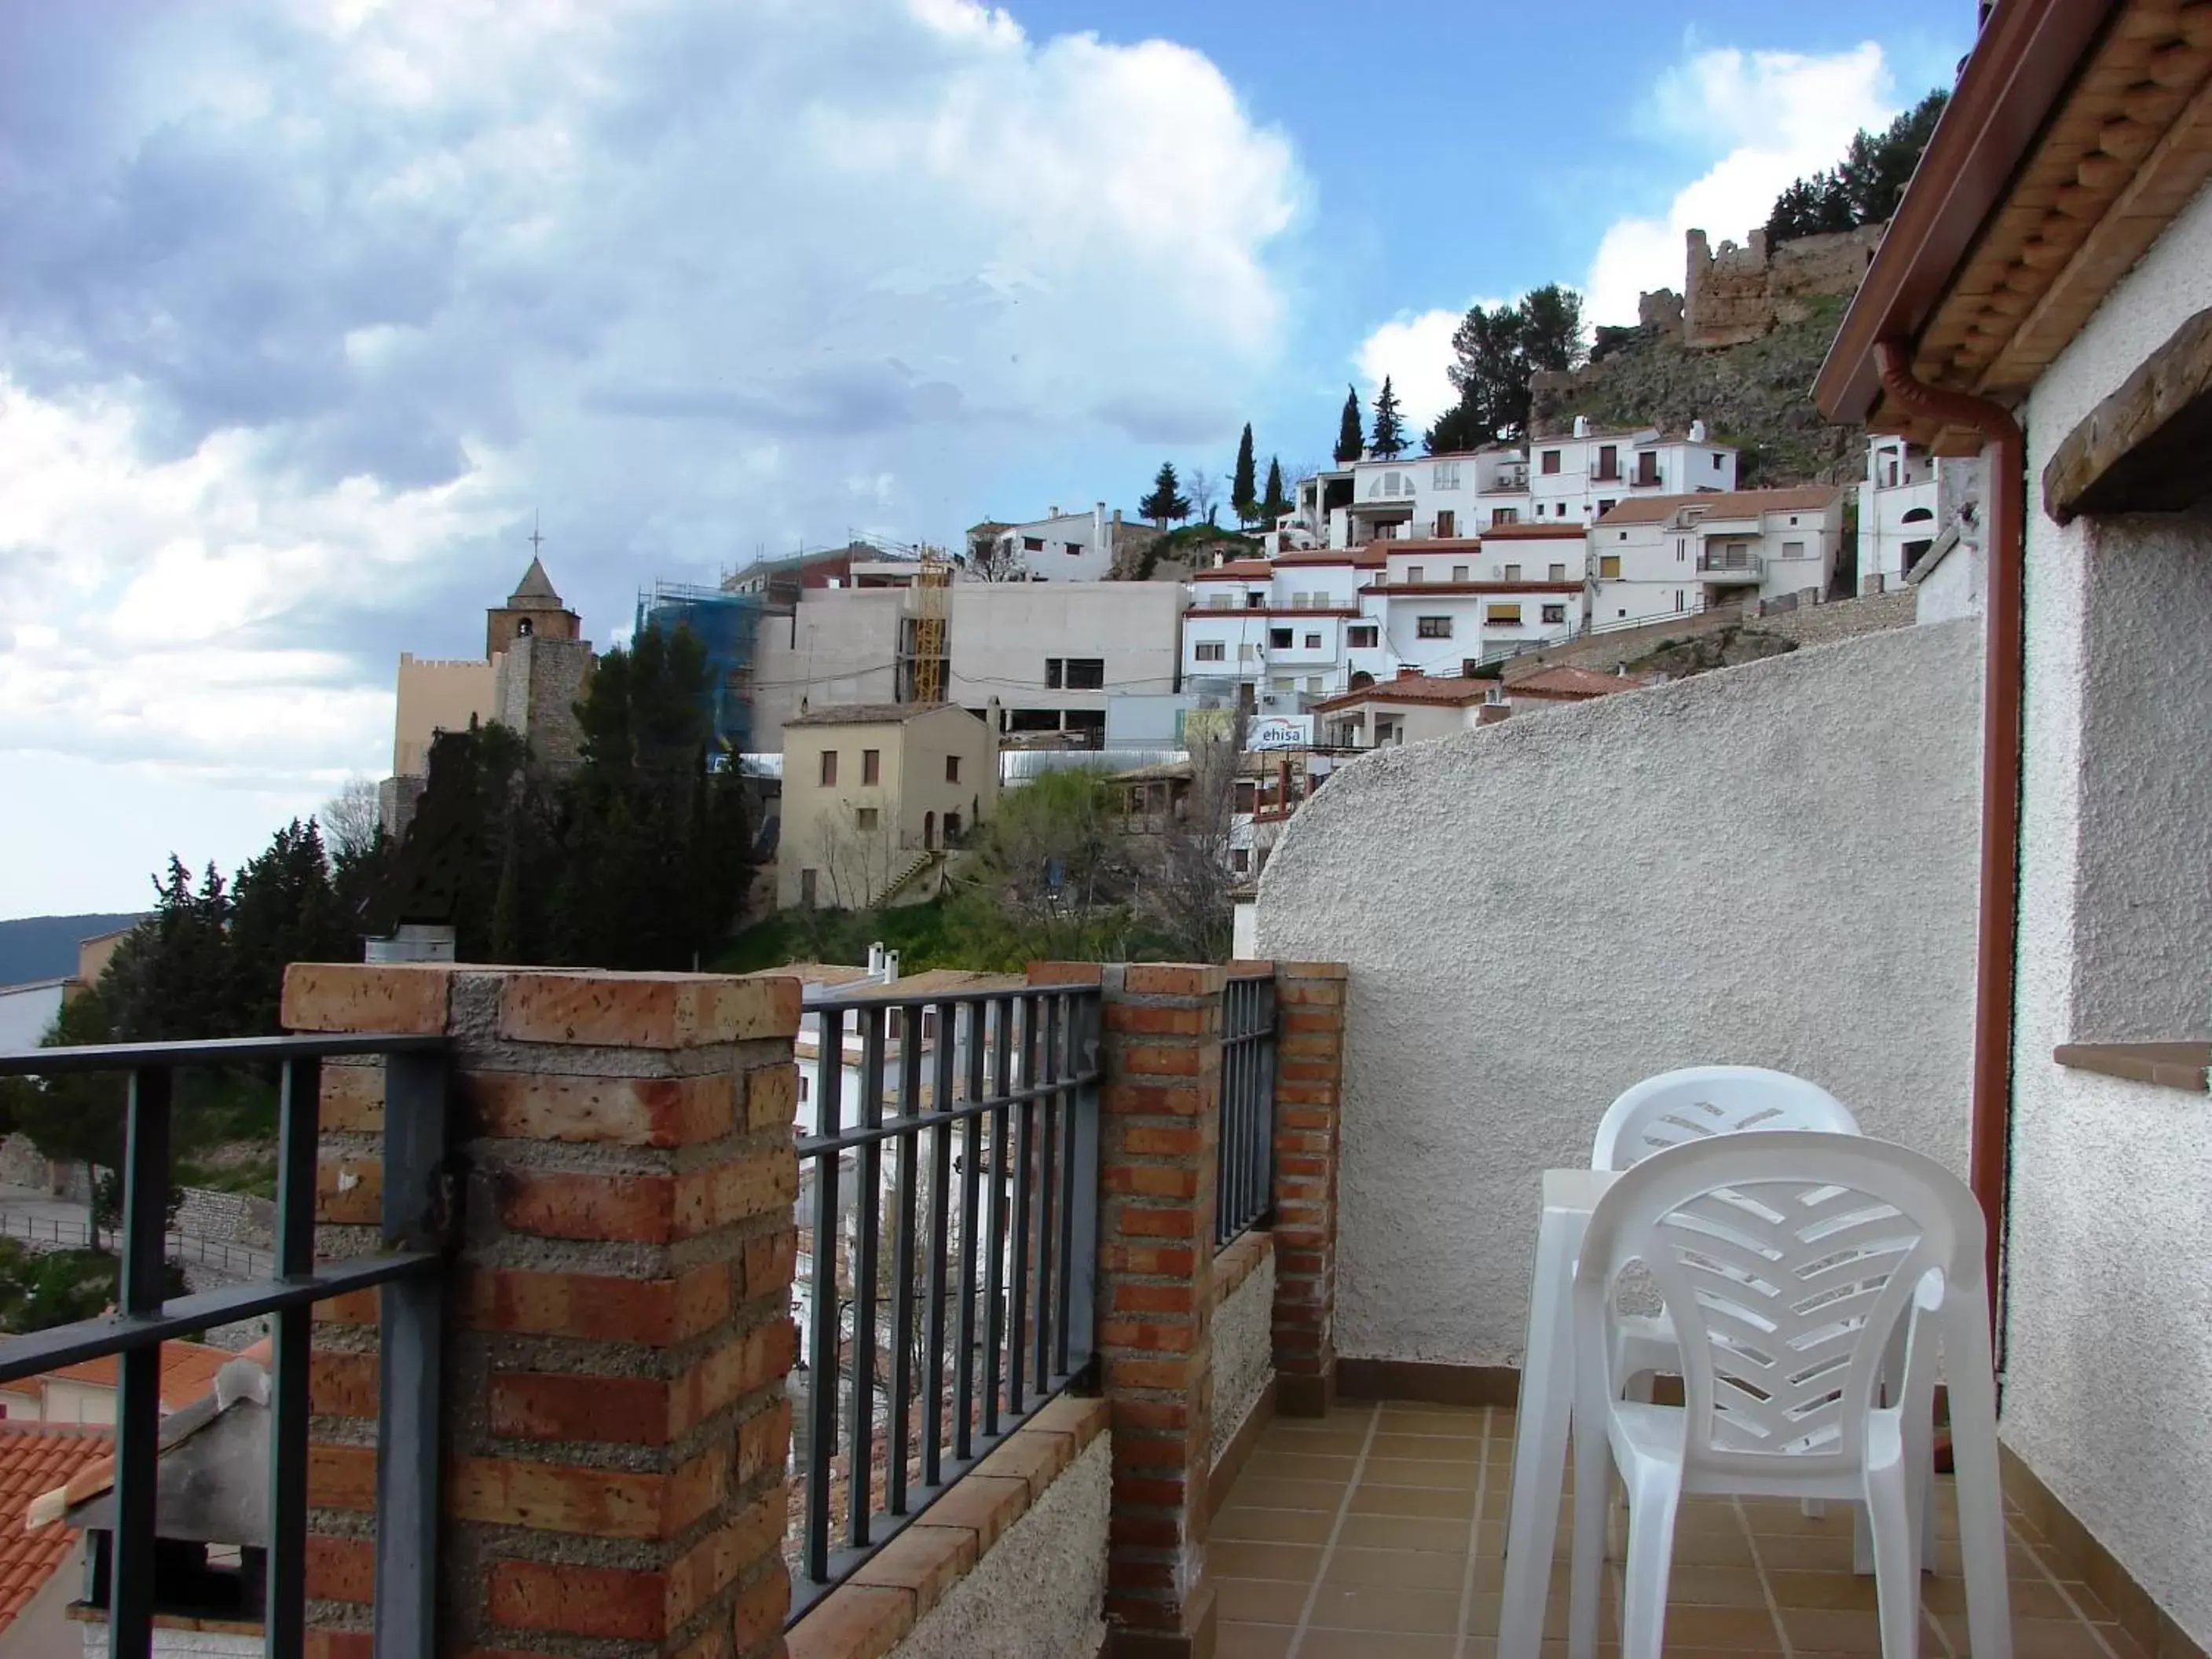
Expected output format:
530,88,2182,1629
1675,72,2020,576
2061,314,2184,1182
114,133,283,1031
888,1432,1108,1659
1996,175,2212,1650
1254,619,1983,1364
1208,1248,1276,1466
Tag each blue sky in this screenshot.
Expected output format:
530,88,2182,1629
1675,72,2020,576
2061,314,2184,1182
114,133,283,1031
0,0,1975,920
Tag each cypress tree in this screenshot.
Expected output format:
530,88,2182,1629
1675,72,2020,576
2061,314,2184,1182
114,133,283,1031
1261,456,1288,522
1370,377,1408,460
1334,386,1364,463
1230,424,1258,525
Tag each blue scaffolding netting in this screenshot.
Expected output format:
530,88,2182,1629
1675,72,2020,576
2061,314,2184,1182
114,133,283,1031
635,581,764,756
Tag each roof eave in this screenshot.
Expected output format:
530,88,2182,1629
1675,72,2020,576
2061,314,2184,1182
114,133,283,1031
1815,0,2125,425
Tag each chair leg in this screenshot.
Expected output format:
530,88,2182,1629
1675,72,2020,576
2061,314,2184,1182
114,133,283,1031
1866,1464,1920,1659
1568,1419,1611,1659
1618,1466,1681,1659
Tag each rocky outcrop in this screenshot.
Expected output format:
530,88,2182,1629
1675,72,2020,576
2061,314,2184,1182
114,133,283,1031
1683,224,1885,350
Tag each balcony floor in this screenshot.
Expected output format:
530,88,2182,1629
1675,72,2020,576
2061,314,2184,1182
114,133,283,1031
1208,1401,2138,1657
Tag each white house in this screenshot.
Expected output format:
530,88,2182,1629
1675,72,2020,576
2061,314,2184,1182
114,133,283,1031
1859,434,1982,593
967,504,1153,582
1588,485,1844,624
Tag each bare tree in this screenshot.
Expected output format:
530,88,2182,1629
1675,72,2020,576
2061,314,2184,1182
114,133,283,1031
813,807,898,911
320,775,383,862
1133,722,1244,961
1186,469,1221,527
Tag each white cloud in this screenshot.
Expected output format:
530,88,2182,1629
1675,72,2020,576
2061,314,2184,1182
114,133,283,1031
0,0,1304,914
1354,309,1460,431
1584,43,1898,326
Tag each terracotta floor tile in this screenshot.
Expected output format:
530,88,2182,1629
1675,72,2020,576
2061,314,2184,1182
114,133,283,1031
1320,1546,1472,1592
1774,1606,1949,1654
1214,1577,1305,1625
1668,1529,1758,1567
1258,1429,1370,1456
1663,1564,1770,1606
1233,1477,1350,1512
1348,1483,1473,1519
1749,1532,1858,1572
1214,1624,1295,1659
1335,1514,1473,1554
1207,1540,1323,1584
1243,1451,1357,1484
1646,1602,1788,1650
1361,1456,1482,1491
1295,1631,1459,1659
1368,1433,1488,1462
1213,1507,1337,1544
1302,1581,1465,1634
1375,1408,1486,1437
1765,1567,1882,1610
1928,1613,2132,1659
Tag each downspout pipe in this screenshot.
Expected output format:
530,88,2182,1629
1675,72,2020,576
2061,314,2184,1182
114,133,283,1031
1874,341,2024,1342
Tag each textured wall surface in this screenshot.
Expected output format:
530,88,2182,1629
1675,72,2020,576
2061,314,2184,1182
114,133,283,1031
1209,1248,1277,1465
174,1188,275,1250
1745,587,1918,648
888,1434,1110,1659
2000,178,2212,1651
1254,619,1983,1364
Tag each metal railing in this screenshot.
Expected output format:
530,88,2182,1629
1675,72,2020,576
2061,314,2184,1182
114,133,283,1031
792,984,1101,1621
1216,973,1278,1247
0,1035,452,1659
0,1210,276,1281
1697,550,1763,575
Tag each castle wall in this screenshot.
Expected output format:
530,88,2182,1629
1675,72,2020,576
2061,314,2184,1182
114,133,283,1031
1680,223,1884,350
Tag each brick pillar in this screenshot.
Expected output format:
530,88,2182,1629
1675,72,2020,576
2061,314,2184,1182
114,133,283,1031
282,963,802,1659
1032,961,1224,1659
1270,963,1346,1418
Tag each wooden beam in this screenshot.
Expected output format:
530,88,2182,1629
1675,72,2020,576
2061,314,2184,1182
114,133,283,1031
2043,303,2212,521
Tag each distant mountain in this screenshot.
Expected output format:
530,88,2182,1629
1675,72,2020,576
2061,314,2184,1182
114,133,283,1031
0,914,145,988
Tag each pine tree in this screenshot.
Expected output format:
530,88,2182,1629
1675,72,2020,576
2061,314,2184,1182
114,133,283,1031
1334,386,1364,463
1369,377,1408,460
1261,456,1289,523
1138,463,1191,528
1230,424,1258,526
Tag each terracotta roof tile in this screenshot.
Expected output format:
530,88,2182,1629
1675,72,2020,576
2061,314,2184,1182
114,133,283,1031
42,1341,241,1412
1509,665,1650,699
1476,523,1591,540
1312,675,1492,713
1188,560,1276,581
1593,486,1841,526
0,1424,111,1626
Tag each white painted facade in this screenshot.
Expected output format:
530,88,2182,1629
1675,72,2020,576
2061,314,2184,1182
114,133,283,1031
1860,436,1981,594
1281,423,1737,555
0,980,64,1053
1588,489,1843,625
975,504,1124,582
1994,173,2212,1649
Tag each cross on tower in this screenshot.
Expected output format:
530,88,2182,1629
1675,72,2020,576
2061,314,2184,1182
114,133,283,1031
529,511,545,556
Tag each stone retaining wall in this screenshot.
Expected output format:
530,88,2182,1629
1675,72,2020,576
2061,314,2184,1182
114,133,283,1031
174,1186,275,1249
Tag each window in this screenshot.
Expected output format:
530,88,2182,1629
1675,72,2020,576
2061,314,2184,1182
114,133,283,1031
944,811,961,842
1046,657,1063,689
1348,624,1379,648
1676,537,1687,562
1208,594,1232,609
1065,541,1083,557
1452,565,1470,581
1491,507,1518,526
862,749,881,785
1407,566,1426,584
1782,540,1807,560
1549,563,1566,581
1485,603,1522,624
945,755,961,783
1196,640,1225,661
1303,632,1321,649
1595,445,1619,482
1269,628,1293,649
1463,658,1481,677
1599,555,1622,578
1635,452,1660,486
1712,453,1723,471
1598,499,1617,516
819,749,837,786
1239,643,1258,661
855,807,880,831
1789,516,1800,526
1064,658,1104,689
1432,461,1461,489
1435,509,1457,537
1675,590,1686,612
1304,676,1323,693
1503,563,1522,581
1246,591,1265,609
1541,603,1567,624
1023,535,1045,551
1232,848,1251,873
1541,450,1562,474
1416,616,1452,639
515,617,533,637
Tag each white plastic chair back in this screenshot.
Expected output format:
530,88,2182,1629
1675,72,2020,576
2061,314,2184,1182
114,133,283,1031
1575,1130,1969,1490
1592,1065,1859,1171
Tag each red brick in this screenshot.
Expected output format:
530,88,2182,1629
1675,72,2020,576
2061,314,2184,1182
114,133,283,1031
469,1071,734,1148
738,1398,793,1482
1282,1009,1342,1033
1113,1434,1192,1473
305,1533,375,1603
1104,1003,1209,1036
1103,1357,1193,1393
850,1520,975,1610
1110,1474,1188,1509
489,1559,668,1641
314,1156,383,1225
312,1288,379,1325
1120,965,1224,995
904,1471,1028,1553
738,1229,797,1301
671,1319,797,1434
306,1635,375,1659
1109,1512,1184,1547
1108,1557,1182,1591
665,1442,731,1536
673,1154,797,1236
1115,1045,1204,1077
1100,1243,1196,1277
1111,1397,1190,1433
1101,1319,1195,1353
1113,1282,1196,1314
496,972,798,1049
319,1062,386,1132
309,1351,379,1419
1280,1060,1339,1082
730,1561,790,1651
786,1584,911,1659
306,1443,378,1511
1114,1123,1203,1157
1104,1164,1199,1199
499,1170,677,1243
745,1064,800,1130
452,1456,667,1538
1026,961,1105,986
674,1260,734,1339
1104,1082,1210,1116
463,1266,677,1342
1114,1205,1198,1240
282,962,452,1035
489,1372,671,1445
666,1492,784,1624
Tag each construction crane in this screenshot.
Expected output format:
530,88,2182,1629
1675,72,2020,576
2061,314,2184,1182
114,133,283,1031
910,547,952,705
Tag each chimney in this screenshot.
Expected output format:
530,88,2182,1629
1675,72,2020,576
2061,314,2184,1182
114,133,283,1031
1573,416,1590,438
1689,418,1708,442
1113,508,1122,524
1049,505,1060,518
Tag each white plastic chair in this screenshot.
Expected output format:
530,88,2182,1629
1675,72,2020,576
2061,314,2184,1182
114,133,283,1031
1564,1132,2008,1659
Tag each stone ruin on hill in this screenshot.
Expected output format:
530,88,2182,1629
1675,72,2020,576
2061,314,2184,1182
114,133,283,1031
1635,222,1887,351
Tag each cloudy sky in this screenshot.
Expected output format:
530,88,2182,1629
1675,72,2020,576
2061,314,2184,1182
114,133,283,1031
0,0,1970,921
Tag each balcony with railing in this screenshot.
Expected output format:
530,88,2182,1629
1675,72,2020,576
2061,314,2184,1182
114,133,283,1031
1696,545,1764,583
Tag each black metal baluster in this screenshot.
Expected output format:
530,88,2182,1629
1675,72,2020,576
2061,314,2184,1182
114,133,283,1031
1052,994,1079,1380
888,1003,922,1515
805,1008,844,1582
375,1048,448,1657
1259,980,1278,1224
983,998,1012,1433
956,1002,986,1458
1007,998,1035,1418
849,1006,886,1547
112,1065,171,1659
1221,983,1240,1245
923,1002,956,1487
1065,991,1101,1375
1032,994,1060,1391
265,1055,320,1657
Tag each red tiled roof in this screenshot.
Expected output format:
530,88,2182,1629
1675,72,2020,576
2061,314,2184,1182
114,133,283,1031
1509,665,1650,700
0,1424,110,1626
1375,537,1482,553
1593,487,1841,527
1312,675,1491,713
1272,545,1387,567
1476,523,1590,540
1189,560,1275,581
42,1341,245,1413
1361,582,1581,596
